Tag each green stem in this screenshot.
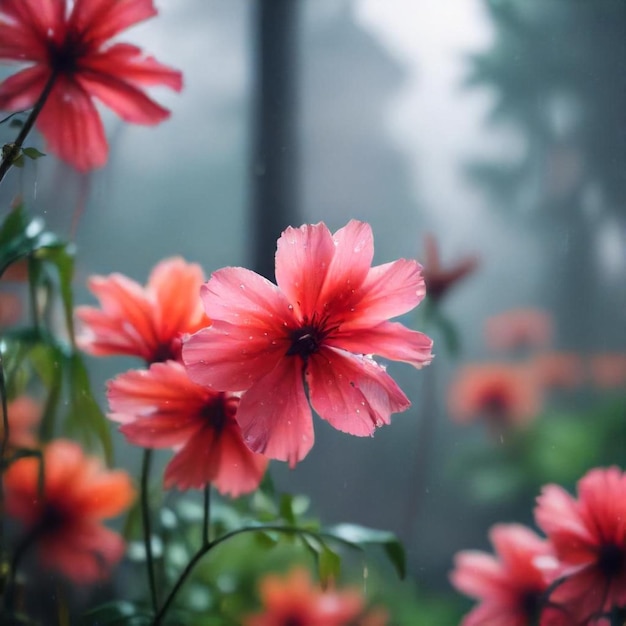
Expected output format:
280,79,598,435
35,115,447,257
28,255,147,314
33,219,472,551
141,449,158,615
0,71,57,186
152,524,338,625
202,486,211,546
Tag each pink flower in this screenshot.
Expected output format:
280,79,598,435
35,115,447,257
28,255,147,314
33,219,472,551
485,309,553,353
450,524,572,626
4,439,134,583
76,257,209,364
535,467,626,622
0,0,182,171
447,363,543,432
108,361,268,496
183,220,433,466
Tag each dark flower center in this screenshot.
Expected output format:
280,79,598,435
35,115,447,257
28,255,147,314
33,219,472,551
286,324,325,359
521,590,541,622
482,390,509,416
151,342,178,364
201,394,237,434
283,617,305,626
598,543,624,578
47,30,89,74
39,503,69,535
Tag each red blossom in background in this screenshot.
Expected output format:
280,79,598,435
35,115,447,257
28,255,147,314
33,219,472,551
535,467,626,623
4,439,134,583
183,220,433,466
589,353,626,390
2,396,41,449
450,524,572,626
76,257,209,364
243,567,385,626
485,309,553,353
108,361,268,496
0,0,182,171
447,363,543,432
530,352,585,391
421,233,478,303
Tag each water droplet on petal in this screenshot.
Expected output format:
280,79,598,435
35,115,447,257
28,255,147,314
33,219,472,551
288,304,294,311
240,284,245,289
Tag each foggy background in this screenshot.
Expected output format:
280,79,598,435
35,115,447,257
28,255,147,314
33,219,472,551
1,0,625,603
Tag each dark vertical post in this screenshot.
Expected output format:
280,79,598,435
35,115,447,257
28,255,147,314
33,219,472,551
250,0,299,279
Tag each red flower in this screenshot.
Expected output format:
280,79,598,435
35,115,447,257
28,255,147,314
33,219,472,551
535,467,626,622
243,567,380,626
183,220,433,466
450,524,572,626
4,439,134,583
447,363,543,432
0,0,182,171
76,257,209,364
107,361,268,496
485,309,553,353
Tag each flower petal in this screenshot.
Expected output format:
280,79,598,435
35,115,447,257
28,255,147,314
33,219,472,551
73,470,135,519
39,523,125,583
274,222,335,319
76,72,171,124
200,267,294,329
318,220,374,314
346,259,426,327
70,0,157,45
237,357,313,467
147,257,208,342
535,484,596,562
164,422,267,496
330,321,433,368
184,322,286,392
450,551,506,600
0,66,48,111
81,43,183,91
0,22,48,61
36,77,108,171
0,0,64,42
307,348,410,437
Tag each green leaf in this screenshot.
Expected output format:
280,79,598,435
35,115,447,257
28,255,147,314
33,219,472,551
64,352,113,464
11,154,24,168
324,523,406,579
300,534,342,587
8,119,23,129
317,542,341,585
0,205,63,278
22,147,46,160
36,244,77,340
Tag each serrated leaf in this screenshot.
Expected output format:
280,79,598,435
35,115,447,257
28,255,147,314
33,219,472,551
324,523,406,578
22,147,46,160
